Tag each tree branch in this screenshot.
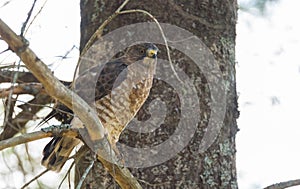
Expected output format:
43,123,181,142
0,83,44,98
0,69,39,83
0,130,52,151
264,179,300,189
0,69,72,85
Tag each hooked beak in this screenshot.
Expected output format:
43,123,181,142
147,48,158,59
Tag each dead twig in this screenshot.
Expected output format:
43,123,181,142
0,131,52,151
264,179,300,189
0,125,79,151
0,69,72,85
24,0,49,36
20,0,37,36
3,61,21,133
20,169,49,189
58,161,75,189
0,69,39,83
3,95,16,128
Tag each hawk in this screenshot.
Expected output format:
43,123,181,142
41,43,158,171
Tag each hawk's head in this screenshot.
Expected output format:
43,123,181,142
125,43,158,63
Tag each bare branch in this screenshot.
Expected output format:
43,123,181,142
20,0,37,36
0,69,72,85
3,95,16,127
0,69,39,83
0,83,44,98
0,131,52,151
58,161,75,189
0,124,80,151
24,0,49,36
20,169,49,189
264,179,300,189
3,61,22,132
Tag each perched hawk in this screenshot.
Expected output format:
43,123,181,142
41,43,158,171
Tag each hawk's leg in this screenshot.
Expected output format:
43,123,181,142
41,124,72,137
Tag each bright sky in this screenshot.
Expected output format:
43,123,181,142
236,0,300,188
1,0,300,188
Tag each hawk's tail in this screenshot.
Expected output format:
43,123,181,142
41,136,80,172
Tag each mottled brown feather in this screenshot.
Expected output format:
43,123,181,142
41,43,158,171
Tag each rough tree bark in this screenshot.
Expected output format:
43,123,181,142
76,0,238,188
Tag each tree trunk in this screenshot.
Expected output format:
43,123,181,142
76,0,239,188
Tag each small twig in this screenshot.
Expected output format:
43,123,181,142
3,61,21,131
55,45,77,59
68,167,72,189
58,161,75,189
24,142,34,172
73,0,130,83
80,0,130,56
0,131,52,151
0,0,13,8
20,0,38,36
264,179,300,189
0,125,79,151
20,169,49,189
16,99,73,119
75,154,96,189
24,0,49,36
12,147,27,175
3,95,16,128
0,69,72,85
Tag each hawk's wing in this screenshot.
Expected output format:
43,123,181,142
75,60,128,102
39,60,128,125
41,60,128,171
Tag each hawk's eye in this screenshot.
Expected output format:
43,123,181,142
140,49,145,54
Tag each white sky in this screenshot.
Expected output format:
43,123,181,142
236,0,300,188
1,0,300,188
